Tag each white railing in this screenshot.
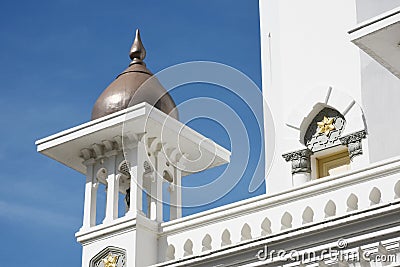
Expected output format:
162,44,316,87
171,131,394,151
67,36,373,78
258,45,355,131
159,157,400,262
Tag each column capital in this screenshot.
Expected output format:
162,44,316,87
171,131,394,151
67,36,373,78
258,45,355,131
282,149,313,174
339,130,366,145
340,130,367,160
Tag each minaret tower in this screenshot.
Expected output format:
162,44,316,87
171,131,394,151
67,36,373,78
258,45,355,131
35,30,230,267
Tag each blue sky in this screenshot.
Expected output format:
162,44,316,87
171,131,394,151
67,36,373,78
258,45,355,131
0,0,262,265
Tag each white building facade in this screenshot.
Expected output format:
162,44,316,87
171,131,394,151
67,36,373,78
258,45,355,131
36,1,400,266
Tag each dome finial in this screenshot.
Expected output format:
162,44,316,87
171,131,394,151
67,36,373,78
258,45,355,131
129,29,146,65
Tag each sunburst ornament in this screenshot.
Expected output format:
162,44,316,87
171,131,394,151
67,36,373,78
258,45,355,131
102,254,118,267
317,116,335,135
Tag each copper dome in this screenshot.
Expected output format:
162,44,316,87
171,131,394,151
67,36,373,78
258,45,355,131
91,29,178,120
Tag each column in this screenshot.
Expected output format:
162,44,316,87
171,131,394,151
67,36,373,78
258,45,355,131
150,152,163,222
137,138,146,215
282,149,313,186
103,156,119,223
81,161,98,230
170,163,182,220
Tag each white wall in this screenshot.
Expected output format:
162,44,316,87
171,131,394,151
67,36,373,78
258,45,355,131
355,0,400,163
260,0,364,194
356,0,400,22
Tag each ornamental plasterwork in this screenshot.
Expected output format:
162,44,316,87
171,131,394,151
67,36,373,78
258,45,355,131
90,247,126,267
340,130,367,160
103,254,118,267
339,130,366,145
80,136,123,163
317,116,335,135
282,149,313,174
304,107,346,152
284,109,367,176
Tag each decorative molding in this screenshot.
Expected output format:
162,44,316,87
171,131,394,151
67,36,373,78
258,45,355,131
339,130,367,144
147,137,163,153
79,136,123,162
340,130,367,160
102,254,118,267
166,147,184,164
102,140,114,151
92,143,105,159
304,107,346,152
317,116,335,135
113,136,123,150
143,161,153,174
81,148,94,161
90,246,126,267
282,149,313,174
118,160,131,177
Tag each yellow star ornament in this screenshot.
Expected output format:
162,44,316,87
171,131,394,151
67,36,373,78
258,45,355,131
317,116,335,135
103,254,118,267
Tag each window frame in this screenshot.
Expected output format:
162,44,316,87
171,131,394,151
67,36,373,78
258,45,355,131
310,145,350,180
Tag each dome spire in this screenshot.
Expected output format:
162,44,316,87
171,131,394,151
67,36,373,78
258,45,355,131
91,29,178,121
129,29,146,65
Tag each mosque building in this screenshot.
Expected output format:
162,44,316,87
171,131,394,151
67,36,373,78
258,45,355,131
36,1,400,266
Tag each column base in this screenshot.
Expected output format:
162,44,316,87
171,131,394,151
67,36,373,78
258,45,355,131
293,172,311,186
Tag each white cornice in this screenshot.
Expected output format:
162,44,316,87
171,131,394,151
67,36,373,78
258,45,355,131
36,102,230,175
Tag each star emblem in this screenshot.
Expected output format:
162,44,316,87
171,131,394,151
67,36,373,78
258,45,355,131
103,254,118,267
317,116,335,135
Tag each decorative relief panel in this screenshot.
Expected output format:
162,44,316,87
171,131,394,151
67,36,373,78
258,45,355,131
304,107,346,152
90,247,126,267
